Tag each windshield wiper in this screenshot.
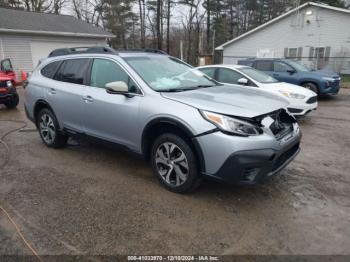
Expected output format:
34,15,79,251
159,85,216,92
160,88,197,92
195,85,216,88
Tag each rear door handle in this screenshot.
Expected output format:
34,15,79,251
83,95,94,103
48,88,56,94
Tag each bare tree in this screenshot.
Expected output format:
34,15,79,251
156,0,162,49
138,0,146,48
166,0,171,53
51,0,67,14
72,0,103,26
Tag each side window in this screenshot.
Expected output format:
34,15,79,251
41,61,62,79
254,61,273,71
90,58,140,94
198,68,216,79
217,68,243,84
54,59,90,85
274,62,293,72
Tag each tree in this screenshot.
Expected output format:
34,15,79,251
156,0,162,49
103,0,135,48
72,0,104,26
166,0,172,53
138,0,146,48
51,0,67,14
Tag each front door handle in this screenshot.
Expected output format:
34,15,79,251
83,95,94,103
48,88,56,95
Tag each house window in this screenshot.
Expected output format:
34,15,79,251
288,48,298,58
309,47,331,61
309,46,331,69
284,47,303,60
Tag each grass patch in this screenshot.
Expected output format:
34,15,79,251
341,74,350,88
341,74,350,82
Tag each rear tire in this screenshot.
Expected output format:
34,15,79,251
151,133,201,193
302,82,318,94
37,108,67,148
4,94,19,109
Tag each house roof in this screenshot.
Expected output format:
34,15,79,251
216,1,350,50
0,7,114,38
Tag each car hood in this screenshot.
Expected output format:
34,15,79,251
262,82,317,97
161,85,289,118
0,76,11,81
308,70,340,79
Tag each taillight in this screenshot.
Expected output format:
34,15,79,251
0,87,8,93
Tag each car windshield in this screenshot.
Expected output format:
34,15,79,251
240,67,279,83
285,60,310,72
123,55,217,91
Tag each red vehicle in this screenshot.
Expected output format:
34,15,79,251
0,59,19,108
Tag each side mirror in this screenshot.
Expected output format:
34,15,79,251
237,78,249,85
105,81,128,94
287,69,296,74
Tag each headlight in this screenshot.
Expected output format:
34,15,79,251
6,81,13,87
322,77,335,82
279,90,306,99
200,110,261,136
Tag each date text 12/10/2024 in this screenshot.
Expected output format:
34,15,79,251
127,256,219,261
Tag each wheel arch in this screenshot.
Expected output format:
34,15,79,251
141,117,205,174
299,80,320,90
33,100,56,126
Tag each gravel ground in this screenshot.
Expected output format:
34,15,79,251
0,87,350,257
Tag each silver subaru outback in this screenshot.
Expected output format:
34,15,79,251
24,47,301,193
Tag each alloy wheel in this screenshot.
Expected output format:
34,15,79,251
155,142,189,187
39,114,56,144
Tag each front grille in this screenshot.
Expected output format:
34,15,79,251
272,143,299,172
306,96,317,104
0,81,7,88
287,108,303,113
0,81,8,94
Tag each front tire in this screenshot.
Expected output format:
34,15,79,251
37,108,67,148
302,82,318,94
4,94,19,109
151,133,201,193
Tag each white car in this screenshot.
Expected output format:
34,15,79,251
197,65,317,116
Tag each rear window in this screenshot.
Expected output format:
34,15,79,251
254,61,273,71
54,59,90,85
41,61,62,79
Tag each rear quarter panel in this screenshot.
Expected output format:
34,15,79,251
24,72,48,122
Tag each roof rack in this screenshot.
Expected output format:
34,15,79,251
116,48,167,55
48,46,117,58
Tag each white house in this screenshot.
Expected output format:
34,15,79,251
0,7,114,78
216,2,350,73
